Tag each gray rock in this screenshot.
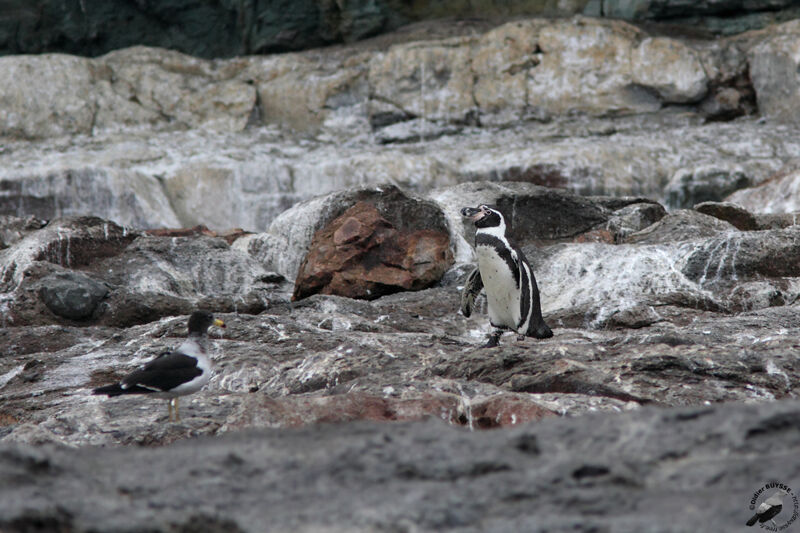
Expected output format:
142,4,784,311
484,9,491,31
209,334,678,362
694,201,758,230
1,399,799,532
0,216,283,328
0,216,44,250
726,162,800,215
39,272,108,320
98,47,257,133
2,263,799,447
0,0,402,58
87,234,281,327
602,201,667,241
665,164,752,208
682,226,800,282
0,16,798,144
624,209,737,244
749,20,800,124
754,212,800,230
431,181,614,262
631,36,708,103
0,0,797,62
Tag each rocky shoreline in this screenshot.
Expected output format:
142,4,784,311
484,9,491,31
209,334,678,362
1,12,799,533
1,180,798,446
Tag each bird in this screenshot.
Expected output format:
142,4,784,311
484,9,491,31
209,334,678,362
460,204,552,348
93,310,225,422
747,489,789,527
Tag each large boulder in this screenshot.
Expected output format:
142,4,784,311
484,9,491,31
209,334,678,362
431,181,657,261
726,163,800,214
85,234,280,326
631,37,708,103
39,272,109,320
237,185,449,282
682,226,800,282
292,202,453,301
624,209,737,244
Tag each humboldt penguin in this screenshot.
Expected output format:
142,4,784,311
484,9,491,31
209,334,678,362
460,204,552,347
93,310,226,422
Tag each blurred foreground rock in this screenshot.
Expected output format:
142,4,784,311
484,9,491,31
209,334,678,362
2,400,799,532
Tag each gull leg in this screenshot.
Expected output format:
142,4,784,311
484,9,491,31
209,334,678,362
174,397,180,422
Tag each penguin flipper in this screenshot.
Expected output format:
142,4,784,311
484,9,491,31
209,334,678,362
460,266,483,318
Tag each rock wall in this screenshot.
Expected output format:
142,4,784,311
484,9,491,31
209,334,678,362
3,16,799,141
1,18,799,233
0,0,796,59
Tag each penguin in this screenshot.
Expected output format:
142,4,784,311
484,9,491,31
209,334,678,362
460,204,552,348
93,310,225,422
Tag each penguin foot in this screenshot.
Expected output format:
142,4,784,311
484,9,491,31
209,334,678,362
483,330,503,348
516,334,525,342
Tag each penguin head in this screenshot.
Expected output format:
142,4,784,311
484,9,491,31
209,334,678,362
461,204,504,229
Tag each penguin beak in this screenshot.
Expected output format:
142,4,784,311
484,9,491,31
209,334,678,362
461,206,484,221
213,318,226,329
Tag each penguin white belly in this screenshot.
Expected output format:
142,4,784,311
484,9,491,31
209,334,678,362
476,245,521,330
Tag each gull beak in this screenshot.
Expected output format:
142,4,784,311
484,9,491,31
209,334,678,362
213,318,226,328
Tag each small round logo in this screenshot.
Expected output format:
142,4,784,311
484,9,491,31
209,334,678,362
747,482,799,531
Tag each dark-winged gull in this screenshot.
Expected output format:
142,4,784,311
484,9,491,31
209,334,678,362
93,310,225,422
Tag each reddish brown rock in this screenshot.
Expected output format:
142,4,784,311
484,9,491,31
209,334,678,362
223,391,555,431
225,392,460,429
292,202,453,301
468,395,555,429
693,201,758,230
